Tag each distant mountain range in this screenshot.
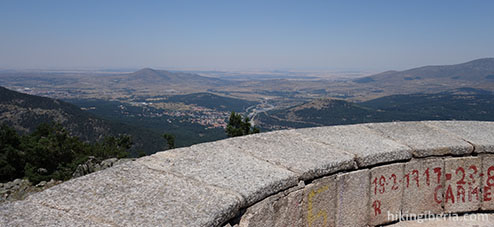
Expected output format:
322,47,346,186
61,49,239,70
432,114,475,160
115,68,231,88
129,58,494,86
2,58,494,102
257,87,494,129
344,58,494,101
0,68,236,100
1,58,494,154
0,86,165,155
355,58,494,84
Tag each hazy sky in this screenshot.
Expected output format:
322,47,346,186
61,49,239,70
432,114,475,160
1,0,493,71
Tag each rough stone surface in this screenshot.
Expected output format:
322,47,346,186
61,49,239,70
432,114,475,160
298,124,412,168
366,122,473,157
25,161,242,227
482,155,494,210
0,200,110,227
402,158,445,215
138,146,298,206
369,163,404,226
336,169,369,227
238,176,338,227
211,130,356,180
238,183,306,227
426,121,494,153
305,175,337,227
0,178,62,204
444,157,482,213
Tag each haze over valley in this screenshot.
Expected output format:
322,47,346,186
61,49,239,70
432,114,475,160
1,58,494,154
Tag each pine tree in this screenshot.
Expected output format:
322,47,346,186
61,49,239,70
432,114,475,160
163,133,176,149
226,112,260,137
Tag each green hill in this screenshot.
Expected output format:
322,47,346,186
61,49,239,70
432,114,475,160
359,88,494,121
164,92,258,112
256,98,381,129
66,92,257,147
0,86,165,156
66,98,228,148
257,88,494,129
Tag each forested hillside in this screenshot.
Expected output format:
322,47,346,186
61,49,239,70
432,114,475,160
0,123,133,184
257,88,494,129
0,86,165,155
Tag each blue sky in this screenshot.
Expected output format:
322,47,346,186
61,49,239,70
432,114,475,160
0,0,493,71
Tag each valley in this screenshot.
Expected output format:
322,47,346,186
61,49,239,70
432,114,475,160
2,58,494,155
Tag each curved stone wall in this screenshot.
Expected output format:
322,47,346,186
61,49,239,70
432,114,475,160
1,121,494,226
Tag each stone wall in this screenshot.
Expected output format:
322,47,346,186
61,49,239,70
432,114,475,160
238,154,494,226
1,121,494,226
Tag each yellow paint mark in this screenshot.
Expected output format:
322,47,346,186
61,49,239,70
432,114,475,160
307,185,329,227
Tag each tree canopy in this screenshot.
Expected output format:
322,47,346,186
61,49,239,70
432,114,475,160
163,133,176,149
225,112,260,137
0,123,132,184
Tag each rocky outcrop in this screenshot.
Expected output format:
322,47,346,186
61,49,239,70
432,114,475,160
1,121,494,226
72,157,134,178
0,178,61,204
1,157,132,205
